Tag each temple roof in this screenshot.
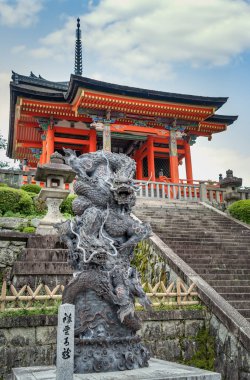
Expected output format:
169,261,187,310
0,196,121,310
11,71,229,109
66,74,228,109
206,114,238,125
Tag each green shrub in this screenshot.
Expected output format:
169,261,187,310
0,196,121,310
3,211,23,218
60,194,77,215
0,187,34,215
21,183,41,194
228,200,250,224
26,191,38,199
0,183,7,187
22,226,36,233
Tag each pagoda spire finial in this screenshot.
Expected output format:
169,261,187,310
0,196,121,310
74,17,82,76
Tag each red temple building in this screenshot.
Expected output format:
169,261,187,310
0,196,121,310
7,20,237,185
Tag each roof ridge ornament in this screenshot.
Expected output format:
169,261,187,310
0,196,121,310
74,17,83,76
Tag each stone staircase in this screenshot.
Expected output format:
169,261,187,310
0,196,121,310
11,235,73,288
134,200,250,323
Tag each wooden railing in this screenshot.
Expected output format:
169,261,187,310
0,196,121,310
0,279,199,312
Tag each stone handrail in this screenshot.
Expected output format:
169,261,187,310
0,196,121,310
134,180,200,201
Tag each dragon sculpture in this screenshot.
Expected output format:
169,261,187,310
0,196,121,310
58,149,152,373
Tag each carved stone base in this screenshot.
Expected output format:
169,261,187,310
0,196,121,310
74,337,150,373
12,359,221,379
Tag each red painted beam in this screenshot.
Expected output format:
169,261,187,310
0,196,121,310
17,142,42,148
54,127,91,136
54,137,89,145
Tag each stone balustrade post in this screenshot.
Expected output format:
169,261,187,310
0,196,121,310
200,182,207,202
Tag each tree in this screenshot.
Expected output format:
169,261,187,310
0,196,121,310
0,135,10,169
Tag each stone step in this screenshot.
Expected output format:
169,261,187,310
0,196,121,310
20,248,68,262
177,254,250,260
193,266,250,277
202,274,250,281
229,300,250,309
158,236,250,244
155,230,249,238
151,228,250,238
12,261,73,275
221,293,250,301
214,286,250,293
182,257,250,264
206,279,250,287
27,235,64,249
194,268,250,275
162,241,250,249
174,248,250,254
12,274,72,289
237,309,250,318
192,263,250,270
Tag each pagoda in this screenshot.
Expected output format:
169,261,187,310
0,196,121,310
7,19,237,184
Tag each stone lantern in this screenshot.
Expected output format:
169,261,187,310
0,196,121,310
219,169,242,206
35,152,76,235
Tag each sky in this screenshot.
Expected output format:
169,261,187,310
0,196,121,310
0,0,250,185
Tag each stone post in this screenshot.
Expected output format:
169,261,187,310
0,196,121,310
200,182,207,202
103,123,111,152
56,303,75,380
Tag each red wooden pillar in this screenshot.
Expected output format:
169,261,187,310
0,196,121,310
147,136,155,181
184,141,193,184
89,129,97,152
40,134,47,164
46,126,54,163
169,130,179,183
136,157,143,180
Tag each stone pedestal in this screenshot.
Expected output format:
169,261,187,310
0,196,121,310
34,151,76,235
12,359,221,379
36,188,69,235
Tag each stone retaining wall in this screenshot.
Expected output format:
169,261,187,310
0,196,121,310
0,232,30,281
210,315,250,380
0,310,207,379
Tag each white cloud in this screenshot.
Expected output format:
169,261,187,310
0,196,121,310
0,0,43,27
11,45,26,54
28,0,250,82
179,143,250,186
0,72,10,139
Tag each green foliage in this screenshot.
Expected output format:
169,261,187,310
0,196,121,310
0,187,34,215
20,183,41,194
22,226,36,233
3,210,23,217
0,305,59,318
132,240,169,284
135,304,205,311
228,199,250,224
60,194,77,215
0,135,10,169
0,135,7,150
0,183,8,187
181,327,215,371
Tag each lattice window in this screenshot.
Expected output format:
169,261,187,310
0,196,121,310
143,157,148,177
155,158,170,178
